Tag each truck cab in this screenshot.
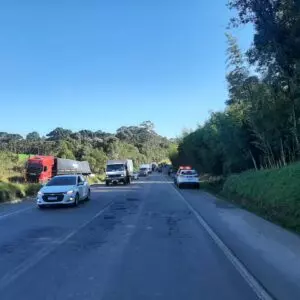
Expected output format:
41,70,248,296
26,156,55,183
105,160,133,186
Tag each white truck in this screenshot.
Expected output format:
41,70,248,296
105,159,133,186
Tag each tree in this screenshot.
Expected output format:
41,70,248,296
228,0,300,152
83,149,107,173
56,141,75,160
26,131,40,141
46,127,72,141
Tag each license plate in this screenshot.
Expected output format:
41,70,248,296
48,196,57,201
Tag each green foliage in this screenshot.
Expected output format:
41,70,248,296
0,182,41,202
199,176,225,194
222,163,300,231
171,22,300,175
24,183,42,196
87,174,105,185
56,141,76,160
0,122,171,177
0,151,25,182
83,149,107,174
26,131,40,141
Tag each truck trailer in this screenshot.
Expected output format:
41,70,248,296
25,156,91,183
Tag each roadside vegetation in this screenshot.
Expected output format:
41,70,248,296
170,1,300,232
222,163,300,232
0,182,41,203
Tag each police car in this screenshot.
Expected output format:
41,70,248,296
174,166,200,189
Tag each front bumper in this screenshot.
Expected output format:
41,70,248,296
177,179,199,186
106,177,126,183
37,193,76,206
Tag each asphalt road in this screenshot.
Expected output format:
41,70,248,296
0,174,268,300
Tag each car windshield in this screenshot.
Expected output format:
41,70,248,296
27,163,43,173
46,176,76,186
140,168,147,171
106,164,125,172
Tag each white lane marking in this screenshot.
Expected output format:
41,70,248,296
0,201,113,291
168,178,273,300
0,207,33,221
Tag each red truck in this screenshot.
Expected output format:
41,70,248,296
25,156,91,183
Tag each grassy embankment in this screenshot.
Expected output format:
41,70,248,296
0,152,106,202
0,152,42,202
0,182,41,203
201,163,300,232
0,152,41,202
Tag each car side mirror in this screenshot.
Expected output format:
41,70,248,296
78,182,84,186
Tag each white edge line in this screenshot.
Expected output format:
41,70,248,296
0,201,113,290
167,177,273,300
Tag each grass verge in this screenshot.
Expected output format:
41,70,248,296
0,182,41,203
221,163,300,232
199,175,225,193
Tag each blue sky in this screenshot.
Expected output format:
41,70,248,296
0,0,253,138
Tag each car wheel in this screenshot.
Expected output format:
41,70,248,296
178,183,182,189
105,181,109,186
73,194,79,207
85,189,91,201
38,205,45,210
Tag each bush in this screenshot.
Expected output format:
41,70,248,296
200,175,225,193
0,182,25,202
24,184,42,196
222,163,300,232
87,174,105,185
0,182,41,203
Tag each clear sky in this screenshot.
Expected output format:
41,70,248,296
0,0,253,138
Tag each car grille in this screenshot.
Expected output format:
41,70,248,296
108,174,121,178
42,193,64,202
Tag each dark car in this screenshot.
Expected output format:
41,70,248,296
139,167,148,176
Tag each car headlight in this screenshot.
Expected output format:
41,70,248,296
37,191,44,197
120,174,124,177
66,190,74,195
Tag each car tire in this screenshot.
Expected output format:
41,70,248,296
178,183,182,189
38,205,45,210
195,183,200,189
85,189,91,201
105,181,109,186
73,194,79,207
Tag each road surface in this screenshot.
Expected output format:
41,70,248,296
0,173,298,300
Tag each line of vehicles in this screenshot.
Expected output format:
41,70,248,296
28,155,198,208
30,156,158,208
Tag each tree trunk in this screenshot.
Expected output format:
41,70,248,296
249,149,258,170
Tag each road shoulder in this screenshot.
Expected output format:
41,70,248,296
177,186,300,300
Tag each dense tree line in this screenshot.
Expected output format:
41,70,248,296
172,1,300,175
0,121,174,173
